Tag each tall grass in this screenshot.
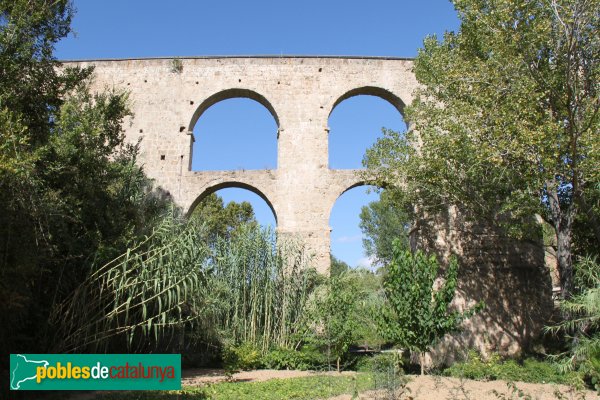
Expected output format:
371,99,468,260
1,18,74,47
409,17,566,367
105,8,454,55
546,255,600,390
52,212,211,352
208,225,318,352
52,213,318,354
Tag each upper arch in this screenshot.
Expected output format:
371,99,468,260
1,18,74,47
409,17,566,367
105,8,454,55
188,88,280,131
328,86,406,119
186,180,278,224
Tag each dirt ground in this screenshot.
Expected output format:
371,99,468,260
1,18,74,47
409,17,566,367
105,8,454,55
181,368,356,385
182,369,600,400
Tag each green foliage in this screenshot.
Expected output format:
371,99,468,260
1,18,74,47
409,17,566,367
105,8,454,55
261,346,326,371
224,343,327,371
53,210,210,352
235,268,388,372
207,224,319,353
54,216,319,357
445,351,583,387
359,189,412,265
350,269,388,349
308,271,364,371
330,254,350,277
0,0,87,143
190,193,257,244
380,242,481,373
97,374,375,400
573,183,600,258
356,353,405,374
200,374,374,400
547,256,600,391
366,352,412,399
222,342,263,371
0,0,172,358
364,0,600,297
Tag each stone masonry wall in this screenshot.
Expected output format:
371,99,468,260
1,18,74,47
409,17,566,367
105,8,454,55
63,56,552,359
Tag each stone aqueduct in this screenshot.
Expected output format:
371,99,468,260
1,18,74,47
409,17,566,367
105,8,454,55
67,56,552,356
67,56,416,273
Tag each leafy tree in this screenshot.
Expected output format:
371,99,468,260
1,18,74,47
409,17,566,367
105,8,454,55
573,183,600,258
0,0,170,359
319,273,362,372
190,193,257,244
347,269,387,350
364,0,600,298
359,189,412,265
0,0,88,144
380,241,480,375
330,254,350,277
306,269,387,371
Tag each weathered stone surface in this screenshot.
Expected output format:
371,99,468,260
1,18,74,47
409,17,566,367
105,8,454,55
64,56,552,359
65,56,416,273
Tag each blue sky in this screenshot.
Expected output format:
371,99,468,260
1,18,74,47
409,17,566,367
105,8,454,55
56,1,460,268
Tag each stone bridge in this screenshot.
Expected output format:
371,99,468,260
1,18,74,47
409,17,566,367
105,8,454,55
64,56,553,358
65,56,417,272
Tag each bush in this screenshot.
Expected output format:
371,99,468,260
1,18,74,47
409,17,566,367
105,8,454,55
547,255,600,392
261,347,326,370
444,351,583,386
223,342,262,371
379,245,481,375
355,352,411,398
356,352,405,373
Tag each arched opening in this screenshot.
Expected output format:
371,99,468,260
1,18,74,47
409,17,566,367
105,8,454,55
329,185,380,271
187,182,277,227
328,87,406,169
191,89,278,171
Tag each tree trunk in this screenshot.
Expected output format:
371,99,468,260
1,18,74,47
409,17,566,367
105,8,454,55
419,352,425,376
337,357,340,373
556,216,574,298
547,182,575,298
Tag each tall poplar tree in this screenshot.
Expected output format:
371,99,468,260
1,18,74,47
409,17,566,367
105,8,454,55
365,0,599,297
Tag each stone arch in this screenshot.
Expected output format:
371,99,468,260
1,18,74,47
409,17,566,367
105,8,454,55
187,88,280,132
186,181,278,224
329,86,407,119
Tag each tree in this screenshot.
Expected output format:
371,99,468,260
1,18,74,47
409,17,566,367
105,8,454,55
0,0,170,358
380,241,480,375
573,183,600,258
330,254,350,277
365,0,599,298
190,193,257,244
359,189,412,265
318,272,362,372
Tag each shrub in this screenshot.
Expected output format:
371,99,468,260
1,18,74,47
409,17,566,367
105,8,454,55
223,342,262,371
444,351,583,386
355,352,411,398
547,255,600,392
261,347,325,370
355,352,408,373
379,244,482,375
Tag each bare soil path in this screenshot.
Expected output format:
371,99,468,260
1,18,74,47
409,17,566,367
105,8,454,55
330,374,600,400
182,369,600,400
182,368,356,385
